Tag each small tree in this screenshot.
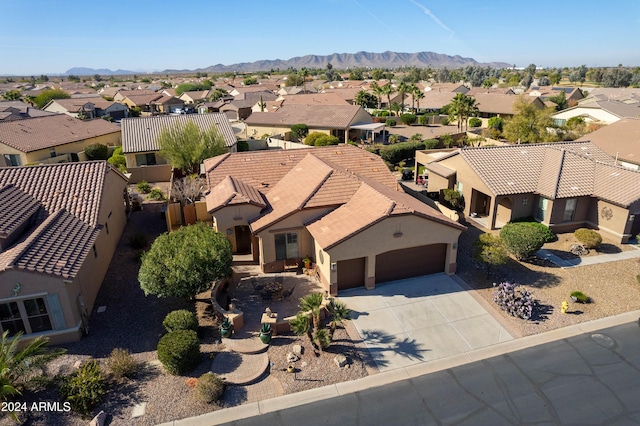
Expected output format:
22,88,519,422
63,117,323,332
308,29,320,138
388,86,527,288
158,120,228,174
138,222,232,299
33,88,70,109
443,188,463,210
500,221,554,260
473,233,509,276
400,113,417,125
61,360,106,417
290,124,309,142
84,143,109,161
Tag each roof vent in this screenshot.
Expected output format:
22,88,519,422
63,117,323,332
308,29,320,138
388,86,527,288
610,172,620,177
507,182,514,186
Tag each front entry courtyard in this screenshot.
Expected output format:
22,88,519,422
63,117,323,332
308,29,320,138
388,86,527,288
338,273,513,372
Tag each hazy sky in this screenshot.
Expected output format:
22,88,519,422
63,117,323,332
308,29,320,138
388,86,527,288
2,0,638,75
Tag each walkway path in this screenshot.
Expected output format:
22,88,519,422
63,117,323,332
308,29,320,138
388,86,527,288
537,244,640,268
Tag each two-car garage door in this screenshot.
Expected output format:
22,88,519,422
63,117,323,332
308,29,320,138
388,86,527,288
374,243,447,285
337,244,447,291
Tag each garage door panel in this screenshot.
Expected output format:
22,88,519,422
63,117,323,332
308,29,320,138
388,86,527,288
337,257,366,290
375,244,446,284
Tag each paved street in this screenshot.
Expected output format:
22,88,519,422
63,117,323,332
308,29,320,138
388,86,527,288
219,320,640,425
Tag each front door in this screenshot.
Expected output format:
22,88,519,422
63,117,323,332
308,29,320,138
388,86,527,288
235,225,252,254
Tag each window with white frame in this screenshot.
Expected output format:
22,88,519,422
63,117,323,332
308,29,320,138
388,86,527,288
0,296,61,336
274,232,299,260
563,198,577,222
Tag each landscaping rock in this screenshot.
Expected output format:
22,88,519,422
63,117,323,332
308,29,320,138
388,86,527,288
333,354,347,368
90,410,107,426
286,352,299,363
292,344,303,356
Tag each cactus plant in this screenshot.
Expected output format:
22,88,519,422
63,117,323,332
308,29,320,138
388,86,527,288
220,317,233,338
259,323,272,344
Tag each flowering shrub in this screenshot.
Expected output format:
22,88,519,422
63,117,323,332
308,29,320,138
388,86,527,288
493,282,535,320
263,282,282,293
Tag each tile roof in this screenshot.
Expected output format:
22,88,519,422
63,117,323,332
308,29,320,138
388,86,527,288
306,178,465,250
472,93,542,115
0,115,121,152
278,93,349,106
244,104,366,129
0,161,122,279
206,176,267,213
0,184,40,239
121,113,237,153
46,97,116,111
122,93,164,105
446,141,640,207
0,209,100,280
576,118,640,165
204,145,397,194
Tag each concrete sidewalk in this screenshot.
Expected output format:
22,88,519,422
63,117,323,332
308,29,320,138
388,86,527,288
537,244,640,268
159,309,640,426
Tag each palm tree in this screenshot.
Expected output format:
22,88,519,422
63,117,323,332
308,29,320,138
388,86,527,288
313,328,331,353
299,293,324,331
462,95,479,132
299,68,309,93
0,331,65,421
397,81,409,111
448,93,467,132
413,87,425,113
289,313,316,350
380,83,395,115
327,299,351,339
370,81,383,110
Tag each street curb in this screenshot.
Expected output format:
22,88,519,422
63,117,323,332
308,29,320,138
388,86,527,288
157,309,640,425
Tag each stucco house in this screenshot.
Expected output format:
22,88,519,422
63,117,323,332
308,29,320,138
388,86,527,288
0,114,121,167
244,104,376,143
43,97,129,121
0,161,128,344
419,141,640,242
204,144,465,295
577,118,640,171
120,113,237,182
0,101,57,122
551,97,640,126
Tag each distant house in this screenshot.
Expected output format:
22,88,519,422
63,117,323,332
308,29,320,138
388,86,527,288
551,98,640,126
120,113,237,181
577,118,640,171
0,161,129,344
0,115,121,167
218,91,277,120
204,144,465,294
419,141,640,242
43,97,129,120
0,101,57,122
244,104,377,142
178,91,210,105
473,93,545,119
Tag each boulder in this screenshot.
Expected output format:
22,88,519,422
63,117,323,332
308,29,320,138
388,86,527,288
292,344,303,356
333,354,348,368
286,352,299,363
89,411,107,426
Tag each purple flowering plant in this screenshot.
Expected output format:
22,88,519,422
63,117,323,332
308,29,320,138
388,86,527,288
493,281,535,320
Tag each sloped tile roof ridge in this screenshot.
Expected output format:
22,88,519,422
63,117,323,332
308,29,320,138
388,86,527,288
205,175,266,213
0,184,41,238
226,175,266,206
203,152,231,173
536,148,565,198
427,149,461,163
250,154,334,232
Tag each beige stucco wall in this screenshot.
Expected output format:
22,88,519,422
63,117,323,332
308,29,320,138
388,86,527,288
322,215,462,293
124,151,169,168
212,204,263,252
19,132,121,165
588,200,633,242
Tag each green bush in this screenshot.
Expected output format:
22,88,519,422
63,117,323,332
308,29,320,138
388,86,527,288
409,133,423,142
305,132,325,146
108,154,127,172
570,291,590,303
379,140,426,164
147,188,165,200
440,134,454,148
290,124,309,141
468,117,482,128
157,330,200,375
473,233,509,269
129,232,148,249
163,310,198,333
574,228,602,249
385,118,397,127
500,222,555,260
137,181,152,194
304,132,340,146
423,139,440,149
440,116,450,125
85,143,109,161
60,360,106,417
488,116,504,131
195,372,225,403
106,348,138,380
418,114,431,125
377,110,390,117
400,113,417,126
443,188,463,210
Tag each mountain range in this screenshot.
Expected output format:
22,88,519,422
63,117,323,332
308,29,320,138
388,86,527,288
65,50,511,76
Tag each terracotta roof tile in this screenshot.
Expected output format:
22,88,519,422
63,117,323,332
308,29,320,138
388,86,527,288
0,115,120,152
206,176,266,213
244,104,364,128
576,118,640,166
121,113,236,153
0,184,40,238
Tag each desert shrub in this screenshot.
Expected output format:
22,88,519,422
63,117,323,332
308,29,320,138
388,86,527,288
163,310,198,333
290,124,309,141
488,116,504,131
468,117,482,128
418,114,431,125
128,232,148,249
377,110,390,117
423,139,440,149
60,360,106,417
570,291,590,303
379,140,426,164
500,222,554,260
473,233,509,271
442,188,463,210
493,282,535,320
137,181,152,194
107,153,127,172
440,133,455,148
636,274,640,284
440,116,450,125
106,348,138,380
388,134,400,144
194,372,225,403
574,228,602,249
313,135,340,146
385,118,396,127
304,132,325,146
400,113,417,125
157,330,200,375
409,133,423,142
147,188,165,200
84,143,109,161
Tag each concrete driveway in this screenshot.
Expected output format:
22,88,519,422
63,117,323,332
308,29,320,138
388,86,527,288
338,273,513,372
